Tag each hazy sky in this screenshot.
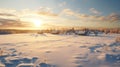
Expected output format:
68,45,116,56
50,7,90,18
0,0,120,29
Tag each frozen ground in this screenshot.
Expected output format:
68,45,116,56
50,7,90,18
0,33,120,67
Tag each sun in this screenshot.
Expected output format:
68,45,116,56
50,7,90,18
31,19,43,27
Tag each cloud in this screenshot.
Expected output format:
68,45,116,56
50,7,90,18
61,9,93,20
76,14,89,19
60,9,76,16
0,8,30,27
37,7,58,17
0,8,17,17
0,8,60,28
96,13,120,22
90,8,101,15
77,13,120,22
0,13,16,16
0,18,22,27
107,13,120,22
0,10,17,27
0,18,17,23
59,2,66,7
60,8,120,23
38,11,58,17
0,8,119,28
0,17,31,27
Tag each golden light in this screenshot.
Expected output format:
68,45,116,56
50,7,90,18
31,19,43,27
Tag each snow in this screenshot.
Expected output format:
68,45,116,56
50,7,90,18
17,63,34,67
0,33,120,67
0,63,5,67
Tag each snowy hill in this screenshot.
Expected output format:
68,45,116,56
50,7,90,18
0,33,120,67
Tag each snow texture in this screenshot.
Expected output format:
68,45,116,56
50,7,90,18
0,33,120,67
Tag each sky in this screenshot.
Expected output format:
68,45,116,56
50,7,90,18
0,0,120,29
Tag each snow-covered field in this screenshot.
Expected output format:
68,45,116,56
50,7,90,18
0,33,120,67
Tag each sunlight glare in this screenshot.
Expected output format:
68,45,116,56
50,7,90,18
32,19,42,27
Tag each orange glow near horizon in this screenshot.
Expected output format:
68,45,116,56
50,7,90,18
20,17,44,28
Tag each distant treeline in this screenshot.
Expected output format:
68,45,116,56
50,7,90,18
0,28,120,35
0,29,39,34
